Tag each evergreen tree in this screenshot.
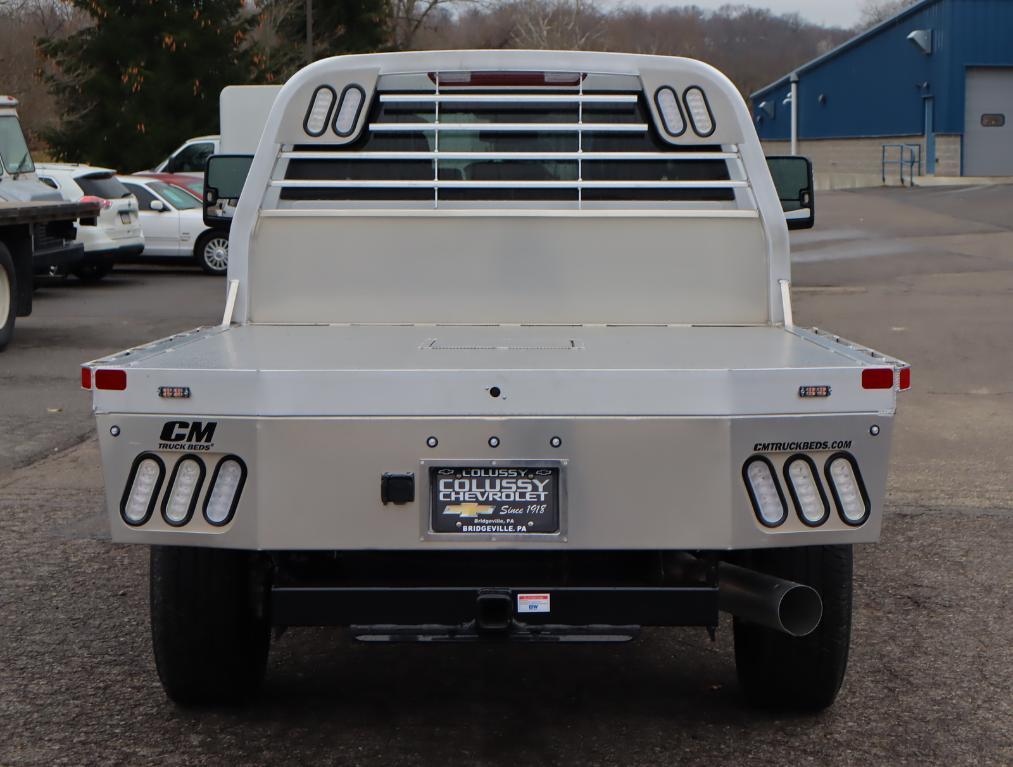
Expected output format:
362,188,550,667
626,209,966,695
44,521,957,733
40,0,262,170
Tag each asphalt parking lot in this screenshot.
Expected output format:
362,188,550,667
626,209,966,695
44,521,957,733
1,187,1011,765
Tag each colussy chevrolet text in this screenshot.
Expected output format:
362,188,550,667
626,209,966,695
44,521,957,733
83,50,909,710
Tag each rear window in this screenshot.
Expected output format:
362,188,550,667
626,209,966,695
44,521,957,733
76,173,131,199
279,91,737,208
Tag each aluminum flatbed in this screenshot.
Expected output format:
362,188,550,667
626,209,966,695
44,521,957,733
91,322,900,417
85,51,910,710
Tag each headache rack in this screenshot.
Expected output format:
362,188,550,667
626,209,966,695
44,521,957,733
270,74,755,211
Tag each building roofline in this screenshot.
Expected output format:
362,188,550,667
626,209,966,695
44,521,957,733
750,0,943,99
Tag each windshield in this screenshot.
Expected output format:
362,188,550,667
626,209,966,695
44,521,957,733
0,115,36,175
152,181,200,209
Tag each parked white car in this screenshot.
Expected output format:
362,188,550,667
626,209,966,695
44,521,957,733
35,163,143,281
150,136,219,175
118,175,228,275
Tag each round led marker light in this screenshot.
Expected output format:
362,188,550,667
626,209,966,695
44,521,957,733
654,87,686,137
333,85,365,137
683,87,715,137
303,86,336,137
825,453,870,526
121,454,164,526
784,456,829,526
162,457,204,526
203,456,247,526
743,456,787,527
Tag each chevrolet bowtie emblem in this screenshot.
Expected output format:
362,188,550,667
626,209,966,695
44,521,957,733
442,503,495,518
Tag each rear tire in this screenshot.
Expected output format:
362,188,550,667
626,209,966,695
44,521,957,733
0,243,16,352
150,546,271,706
194,230,229,275
72,262,113,282
732,545,853,711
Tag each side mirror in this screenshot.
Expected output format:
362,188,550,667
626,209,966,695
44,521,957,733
204,154,253,228
766,155,815,230
149,199,166,212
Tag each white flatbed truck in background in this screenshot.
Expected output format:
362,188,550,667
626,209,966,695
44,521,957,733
84,51,909,710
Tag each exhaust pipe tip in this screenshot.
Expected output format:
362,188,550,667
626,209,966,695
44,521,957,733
718,561,824,637
776,584,823,637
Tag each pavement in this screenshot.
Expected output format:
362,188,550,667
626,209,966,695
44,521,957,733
1,188,1011,765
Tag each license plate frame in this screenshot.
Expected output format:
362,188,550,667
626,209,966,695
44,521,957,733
421,459,567,542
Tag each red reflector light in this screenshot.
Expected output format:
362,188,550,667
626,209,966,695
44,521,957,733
95,369,127,391
899,367,911,390
861,368,894,390
81,367,92,389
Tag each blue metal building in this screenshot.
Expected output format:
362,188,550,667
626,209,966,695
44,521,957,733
751,0,1013,177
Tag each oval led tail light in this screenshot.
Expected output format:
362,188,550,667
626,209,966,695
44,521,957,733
825,453,871,526
333,85,365,137
162,456,205,526
683,87,715,137
655,87,686,137
95,369,127,391
303,85,336,137
743,456,788,527
203,456,247,526
861,368,894,389
784,455,830,526
120,454,165,526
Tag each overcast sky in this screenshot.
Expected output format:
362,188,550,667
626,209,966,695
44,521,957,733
603,1,865,28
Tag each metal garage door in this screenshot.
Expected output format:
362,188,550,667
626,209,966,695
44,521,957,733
964,68,1013,176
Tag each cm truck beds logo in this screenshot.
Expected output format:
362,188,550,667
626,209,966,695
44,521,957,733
159,420,217,451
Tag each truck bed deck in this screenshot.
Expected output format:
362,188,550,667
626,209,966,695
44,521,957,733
90,323,900,417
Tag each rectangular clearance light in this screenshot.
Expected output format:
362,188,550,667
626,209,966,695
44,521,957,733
429,71,582,87
861,368,894,390
81,367,92,390
899,367,911,390
95,369,127,391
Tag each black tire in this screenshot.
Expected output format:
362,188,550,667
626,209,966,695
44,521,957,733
194,230,229,276
72,262,113,282
150,546,271,706
732,545,852,711
0,242,16,352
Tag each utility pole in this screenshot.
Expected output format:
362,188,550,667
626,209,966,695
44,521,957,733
306,0,314,65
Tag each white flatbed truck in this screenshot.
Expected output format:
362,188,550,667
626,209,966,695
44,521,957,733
84,51,909,710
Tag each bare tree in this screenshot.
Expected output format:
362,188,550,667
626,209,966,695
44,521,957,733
859,0,919,28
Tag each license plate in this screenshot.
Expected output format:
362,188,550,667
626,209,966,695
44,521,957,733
430,466,560,535
119,212,132,224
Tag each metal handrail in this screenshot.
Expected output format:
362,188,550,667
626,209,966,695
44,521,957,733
369,122,649,133
281,150,739,161
881,143,923,186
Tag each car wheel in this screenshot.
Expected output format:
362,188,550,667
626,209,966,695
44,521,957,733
732,544,853,711
150,546,271,706
72,263,114,283
0,243,16,352
195,230,229,276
